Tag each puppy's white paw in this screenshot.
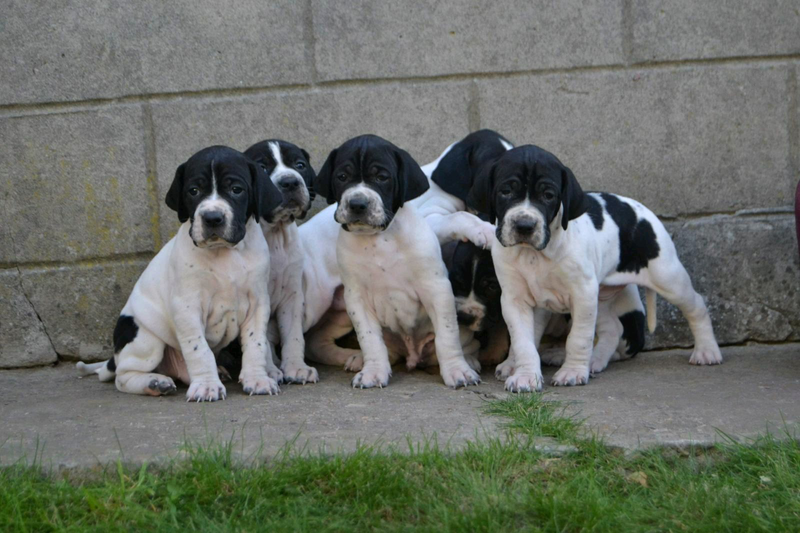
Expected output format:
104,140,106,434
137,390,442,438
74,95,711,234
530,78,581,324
551,366,590,387
689,344,723,365
440,361,481,389
495,357,515,380
186,378,226,402
344,353,364,372
465,222,497,249
240,373,280,396
464,352,482,373
590,357,610,375
266,366,284,383
282,362,319,384
352,364,391,389
145,376,177,397
504,366,543,393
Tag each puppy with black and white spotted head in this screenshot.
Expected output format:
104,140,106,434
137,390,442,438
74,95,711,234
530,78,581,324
244,139,319,384
314,134,481,389
468,144,722,392
77,146,284,401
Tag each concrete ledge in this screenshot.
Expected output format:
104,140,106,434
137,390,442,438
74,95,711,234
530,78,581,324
313,0,624,81
1,0,310,105
0,107,155,263
20,260,149,361
478,63,794,215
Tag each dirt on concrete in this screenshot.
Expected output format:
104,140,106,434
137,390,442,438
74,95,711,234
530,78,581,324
1,344,798,468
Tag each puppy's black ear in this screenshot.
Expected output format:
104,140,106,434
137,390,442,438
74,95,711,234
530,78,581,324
165,163,190,222
430,142,473,202
248,160,282,222
392,147,429,211
466,161,497,224
300,149,316,202
560,164,589,230
314,148,337,204
440,241,459,273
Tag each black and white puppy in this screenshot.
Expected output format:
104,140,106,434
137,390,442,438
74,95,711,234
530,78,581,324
243,139,319,384
469,144,722,392
77,146,284,400
314,134,481,389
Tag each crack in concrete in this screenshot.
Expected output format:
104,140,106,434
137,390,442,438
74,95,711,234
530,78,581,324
13,264,59,361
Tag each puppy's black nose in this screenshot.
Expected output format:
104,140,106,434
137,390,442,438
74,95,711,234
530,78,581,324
515,219,536,235
348,197,369,214
278,177,301,191
203,211,225,228
457,311,476,325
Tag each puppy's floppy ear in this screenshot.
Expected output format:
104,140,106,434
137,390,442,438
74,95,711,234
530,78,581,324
430,142,472,202
165,163,190,222
300,149,316,202
392,147,430,211
314,148,337,204
466,160,497,224
248,160,282,222
560,164,589,230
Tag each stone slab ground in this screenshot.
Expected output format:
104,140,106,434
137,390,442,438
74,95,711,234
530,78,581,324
1,344,798,468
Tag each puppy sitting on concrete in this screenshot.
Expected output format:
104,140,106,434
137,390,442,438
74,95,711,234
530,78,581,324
77,146,283,401
314,134,481,389
468,144,722,392
244,139,320,384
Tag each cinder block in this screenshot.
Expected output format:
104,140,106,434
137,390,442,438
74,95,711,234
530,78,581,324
0,107,155,263
0,269,57,368
312,0,624,81
646,215,799,349
1,0,310,105
478,64,794,215
151,82,471,242
20,260,149,361
632,0,800,62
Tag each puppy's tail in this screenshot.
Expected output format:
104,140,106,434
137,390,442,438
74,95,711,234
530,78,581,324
76,359,116,382
645,289,657,333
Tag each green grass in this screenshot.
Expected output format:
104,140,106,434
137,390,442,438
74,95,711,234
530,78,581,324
3,395,800,532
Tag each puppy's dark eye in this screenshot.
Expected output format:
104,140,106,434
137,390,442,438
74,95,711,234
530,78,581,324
231,186,244,195
376,174,390,182
259,163,269,171
499,186,514,195
188,187,200,197
542,191,556,202
295,161,306,170
336,173,347,182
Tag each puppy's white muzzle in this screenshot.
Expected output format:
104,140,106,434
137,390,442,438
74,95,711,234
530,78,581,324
335,185,388,233
191,196,237,248
498,202,548,249
270,170,312,222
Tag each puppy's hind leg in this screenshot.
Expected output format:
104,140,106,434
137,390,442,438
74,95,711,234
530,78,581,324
76,360,116,382
305,310,365,372
114,326,177,396
646,259,722,365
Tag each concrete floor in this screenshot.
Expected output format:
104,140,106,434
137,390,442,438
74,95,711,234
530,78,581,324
1,344,798,468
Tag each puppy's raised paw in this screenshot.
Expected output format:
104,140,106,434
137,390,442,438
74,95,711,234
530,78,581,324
145,376,177,397
504,366,543,393
551,366,590,387
689,344,723,366
240,373,280,396
186,378,227,402
466,221,497,250
352,364,391,389
441,362,481,389
282,363,320,385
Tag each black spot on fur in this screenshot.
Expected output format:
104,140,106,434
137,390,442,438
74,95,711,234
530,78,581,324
619,310,646,356
113,315,138,354
585,194,604,230
601,193,660,273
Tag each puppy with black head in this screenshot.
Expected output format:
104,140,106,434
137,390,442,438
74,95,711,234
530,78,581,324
314,134,481,389
77,146,284,401
468,145,722,392
243,139,319,384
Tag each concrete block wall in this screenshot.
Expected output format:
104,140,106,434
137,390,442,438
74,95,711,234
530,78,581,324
2,0,798,367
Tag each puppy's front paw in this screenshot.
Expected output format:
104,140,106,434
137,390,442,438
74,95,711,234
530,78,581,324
463,352,482,373
186,378,227,402
240,373,280,396
590,357,610,375
689,344,723,365
504,365,543,393
551,365,590,387
495,357,515,380
440,361,481,389
265,366,284,383
465,222,497,249
344,353,364,372
282,361,319,384
352,364,391,389
145,376,177,396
